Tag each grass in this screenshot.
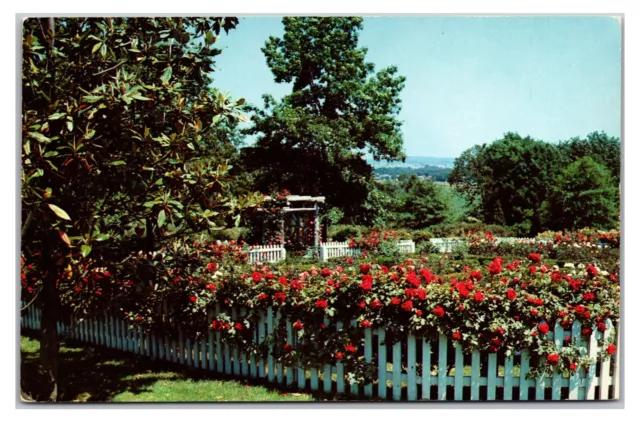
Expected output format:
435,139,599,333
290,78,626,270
20,334,313,402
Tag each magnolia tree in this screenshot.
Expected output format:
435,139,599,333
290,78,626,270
21,17,262,400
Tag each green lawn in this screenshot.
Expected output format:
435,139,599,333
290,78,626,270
20,335,313,402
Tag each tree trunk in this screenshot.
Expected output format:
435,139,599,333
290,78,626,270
39,259,61,401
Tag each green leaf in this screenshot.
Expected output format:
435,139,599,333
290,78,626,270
131,93,152,101
29,132,51,143
66,118,74,132
94,233,110,242
110,160,126,166
161,66,172,85
81,245,92,257
100,43,107,57
157,210,166,227
143,201,156,208
49,112,66,120
83,95,104,103
92,42,102,54
48,203,71,221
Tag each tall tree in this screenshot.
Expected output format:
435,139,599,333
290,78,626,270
242,17,406,222
449,133,560,235
557,131,621,184
543,157,619,230
21,17,261,400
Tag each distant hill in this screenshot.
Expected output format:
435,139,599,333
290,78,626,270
373,164,451,182
367,156,455,169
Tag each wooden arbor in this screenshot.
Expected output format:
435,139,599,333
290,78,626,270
261,195,325,249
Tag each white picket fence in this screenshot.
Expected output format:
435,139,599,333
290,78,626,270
319,240,416,262
246,244,286,264
20,302,620,401
429,237,541,253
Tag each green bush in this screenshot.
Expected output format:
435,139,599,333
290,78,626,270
329,225,368,241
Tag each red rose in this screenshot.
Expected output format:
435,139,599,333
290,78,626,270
582,328,592,336
452,331,461,341
370,299,383,310
433,306,445,318
528,253,542,263
530,309,539,317
529,266,537,275
390,297,401,305
360,275,373,291
470,270,482,280
284,343,293,352
278,276,288,286
315,299,328,309
293,321,304,330
274,292,286,303
538,322,550,335
335,352,344,360
320,268,332,277
206,262,217,272
360,264,371,275
251,272,263,282
569,362,577,371
189,295,197,303
361,320,372,328
206,283,216,292
506,289,516,301
547,354,560,365
458,305,465,311
401,300,413,312
586,264,598,278
582,292,595,301
597,322,607,332
606,344,616,355
473,292,484,302
488,259,502,275
416,310,423,316
346,344,356,353
575,305,586,314
234,322,243,331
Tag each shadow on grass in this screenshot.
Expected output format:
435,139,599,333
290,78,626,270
20,328,318,403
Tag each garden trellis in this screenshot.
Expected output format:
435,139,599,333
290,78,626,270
21,302,620,401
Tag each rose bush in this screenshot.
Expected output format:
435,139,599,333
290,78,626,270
22,238,620,383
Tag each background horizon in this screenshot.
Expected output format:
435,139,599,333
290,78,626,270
211,16,621,159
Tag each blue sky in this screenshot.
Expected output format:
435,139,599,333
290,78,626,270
210,16,621,158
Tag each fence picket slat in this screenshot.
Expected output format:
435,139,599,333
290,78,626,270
586,323,598,400
504,354,514,400
377,328,387,399
165,335,171,362
612,321,621,399
287,320,295,387
157,329,164,360
349,319,359,397
179,329,185,365
535,373,545,400
569,320,582,399
487,353,497,400
310,367,319,392
438,335,448,400
454,344,464,400
323,317,332,394
257,309,265,378
240,308,249,377
422,337,431,400
599,320,613,399
232,308,241,375
364,327,373,398
335,321,345,394
263,308,273,379
407,334,417,401
186,338,193,367
392,339,402,401
471,350,480,401
215,304,223,373
519,350,530,400
552,322,564,400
